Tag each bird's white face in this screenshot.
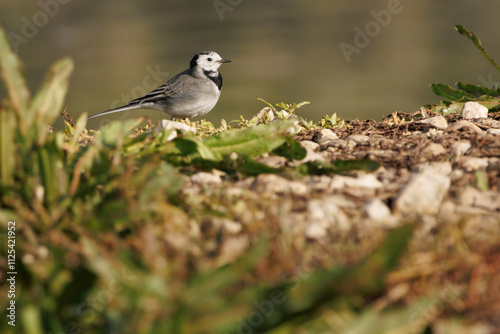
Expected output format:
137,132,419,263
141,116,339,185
194,51,231,72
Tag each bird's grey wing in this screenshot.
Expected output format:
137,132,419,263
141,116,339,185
128,70,191,105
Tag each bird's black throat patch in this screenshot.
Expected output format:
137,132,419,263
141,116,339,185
204,70,223,90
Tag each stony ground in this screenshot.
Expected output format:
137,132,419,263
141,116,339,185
179,111,500,331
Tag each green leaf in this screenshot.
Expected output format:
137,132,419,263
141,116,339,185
430,83,473,100
249,223,416,332
70,112,88,147
21,303,43,334
204,120,298,159
29,57,74,144
37,144,66,205
232,156,281,176
475,170,489,191
272,138,307,160
257,97,276,111
180,238,271,332
455,25,500,73
0,107,16,186
170,137,219,161
339,296,440,334
298,159,380,175
97,119,137,149
457,82,500,97
0,23,31,133
428,97,500,114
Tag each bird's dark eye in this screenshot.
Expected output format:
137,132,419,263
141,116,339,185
207,57,212,61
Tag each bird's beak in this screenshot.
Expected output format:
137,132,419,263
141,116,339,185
218,58,231,63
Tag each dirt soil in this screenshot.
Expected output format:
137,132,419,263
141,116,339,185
181,110,500,330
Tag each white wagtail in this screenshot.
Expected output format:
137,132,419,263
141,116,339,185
88,51,231,120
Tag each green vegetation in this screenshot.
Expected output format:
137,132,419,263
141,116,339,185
1,23,493,333
427,25,500,113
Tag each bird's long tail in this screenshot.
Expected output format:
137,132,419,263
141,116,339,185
88,104,142,120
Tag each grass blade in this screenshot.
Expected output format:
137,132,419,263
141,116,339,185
0,107,16,186
455,25,500,73
0,23,31,133
29,57,74,144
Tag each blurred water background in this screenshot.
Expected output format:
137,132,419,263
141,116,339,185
2,0,500,129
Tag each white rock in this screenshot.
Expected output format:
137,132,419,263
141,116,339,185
252,174,289,194
474,118,500,128
291,146,325,165
190,171,222,184
345,140,357,149
425,129,445,137
299,140,319,151
308,176,333,191
307,197,350,233
487,128,500,135
288,181,309,195
346,134,370,144
251,174,307,195
330,174,383,190
257,155,288,168
447,120,483,133
460,186,500,211
461,157,489,171
423,143,446,156
316,129,339,144
418,116,448,129
413,162,452,176
451,141,472,156
222,219,242,234
395,168,451,215
305,223,327,239
450,169,464,182
320,139,346,148
155,119,196,140
461,101,488,119
363,199,392,221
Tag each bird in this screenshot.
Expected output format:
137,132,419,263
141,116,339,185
88,51,231,121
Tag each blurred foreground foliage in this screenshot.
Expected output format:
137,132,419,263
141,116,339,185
0,23,478,334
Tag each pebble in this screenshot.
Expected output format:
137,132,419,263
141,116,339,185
346,134,370,145
222,219,242,234
363,199,392,222
461,157,489,171
461,101,488,119
292,146,325,165
308,175,333,191
329,174,383,190
305,223,328,239
191,171,223,184
251,174,308,195
307,197,350,234
316,129,339,145
423,143,446,156
257,155,288,168
460,186,500,211
394,167,451,215
447,120,483,133
155,119,196,140
487,128,500,136
299,140,319,151
412,162,452,176
418,116,448,129
451,141,472,156
321,139,347,149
